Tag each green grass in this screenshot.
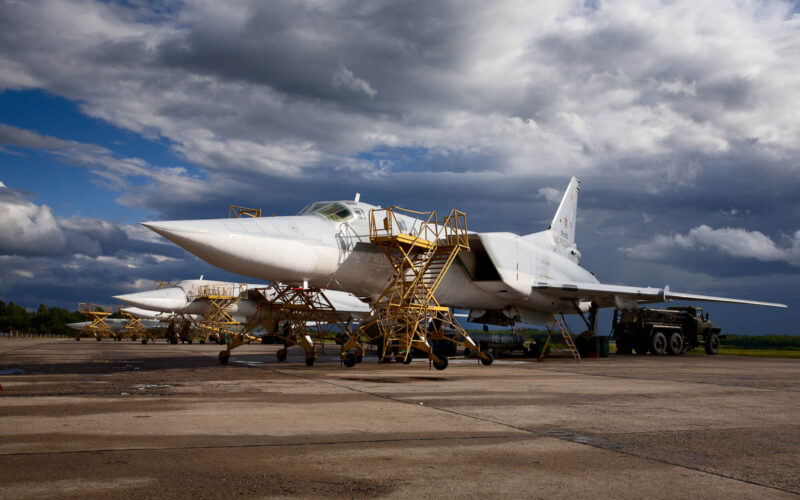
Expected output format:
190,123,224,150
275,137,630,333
716,347,800,359
610,345,800,359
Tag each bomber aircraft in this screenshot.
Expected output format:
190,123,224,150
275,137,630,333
141,178,785,342
114,279,370,324
115,278,372,361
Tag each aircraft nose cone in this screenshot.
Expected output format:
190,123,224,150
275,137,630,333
114,287,188,313
141,217,336,283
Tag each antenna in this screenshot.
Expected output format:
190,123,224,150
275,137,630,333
354,193,361,202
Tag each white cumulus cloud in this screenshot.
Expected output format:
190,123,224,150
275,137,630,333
623,225,800,265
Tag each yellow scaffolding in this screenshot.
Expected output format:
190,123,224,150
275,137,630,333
228,205,262,218
220,283,353,366
190,283,246,357
153,280,176,290
339,207,493,370
76,303,113,342
120,309,151,344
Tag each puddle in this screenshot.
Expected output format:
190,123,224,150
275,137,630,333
0,368,42,375
328,376,447,383
233,361,265,366
131,384,173,391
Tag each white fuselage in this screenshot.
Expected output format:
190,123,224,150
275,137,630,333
143,201,599,325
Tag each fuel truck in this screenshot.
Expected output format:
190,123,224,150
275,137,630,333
612,306,721,356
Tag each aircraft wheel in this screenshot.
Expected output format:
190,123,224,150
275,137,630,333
200,339,206,344
276,349,287,362
704,334,720,355
666,332,683,355
433,355,449,371
96,337,102,342
141,339,148,345
305,356,315,367
218,351,230,365
402,351,413,365
356,354,363,363
650,332,667,355
187,338,193,344
75,337,80,341
480,352,494,366
342,352,357,368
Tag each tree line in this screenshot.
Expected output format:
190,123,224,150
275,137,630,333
0,301,114,335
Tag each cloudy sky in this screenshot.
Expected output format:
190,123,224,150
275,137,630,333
1,0,798,333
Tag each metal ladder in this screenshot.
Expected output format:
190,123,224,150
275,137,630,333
538,314,581,362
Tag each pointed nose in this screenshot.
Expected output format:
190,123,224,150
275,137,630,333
114,287,189,313
121,307,161,319
141,217,339,283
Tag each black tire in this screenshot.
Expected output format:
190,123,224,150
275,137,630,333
666,332,683,355
480,352,494,366
141,339,148,345
218,352,230,365
356,354,363,364
187,339,193,345
305,356,315,367
433,355,449,371
343,352,357,367
634,338,649,355
276,349,287,362
199,339,205,344
402,351,413,364
96,337,101,342
650,332,667,355
704,334,720,355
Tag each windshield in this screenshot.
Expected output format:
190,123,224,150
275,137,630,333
297,202,353,222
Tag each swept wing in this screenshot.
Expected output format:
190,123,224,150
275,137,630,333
532,280,787,309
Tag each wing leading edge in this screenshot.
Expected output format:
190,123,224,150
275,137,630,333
532,280,787,309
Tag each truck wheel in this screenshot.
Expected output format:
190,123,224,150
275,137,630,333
666,332,683,355
704,334,720,355
650,332,667,355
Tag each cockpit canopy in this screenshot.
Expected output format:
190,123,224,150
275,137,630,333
297,201,366,222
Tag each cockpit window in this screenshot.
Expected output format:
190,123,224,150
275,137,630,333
298,202,326,215
297,202,353,222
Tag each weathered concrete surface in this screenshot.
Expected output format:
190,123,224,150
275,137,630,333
1,338,799,499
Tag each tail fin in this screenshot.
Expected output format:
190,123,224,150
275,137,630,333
549,176,580,249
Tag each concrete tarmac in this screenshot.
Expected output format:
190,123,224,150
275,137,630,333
1,338,799,499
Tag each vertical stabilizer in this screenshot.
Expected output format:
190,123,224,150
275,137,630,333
549,177,580,249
